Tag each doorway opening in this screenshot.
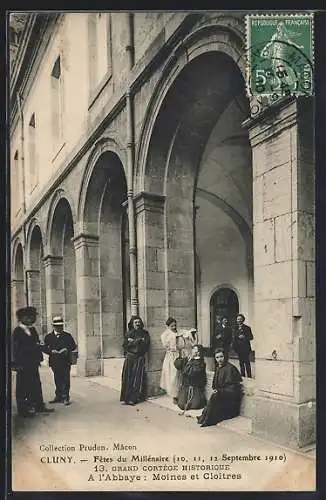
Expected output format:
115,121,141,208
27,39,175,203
210,287,239,347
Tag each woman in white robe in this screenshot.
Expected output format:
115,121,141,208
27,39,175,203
160,317,184,404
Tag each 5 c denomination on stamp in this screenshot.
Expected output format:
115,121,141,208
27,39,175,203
246,13,314,99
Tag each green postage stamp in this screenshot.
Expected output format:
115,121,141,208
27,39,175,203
246,13,314,98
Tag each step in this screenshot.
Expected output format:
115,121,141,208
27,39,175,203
147,394,252,435
91,360,256,419
103,357,124,379
89,368,255,421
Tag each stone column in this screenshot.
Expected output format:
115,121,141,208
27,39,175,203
244,97,315,448
26,269,42,334
43,255,65,331
73,233,102,376
135,192,166,395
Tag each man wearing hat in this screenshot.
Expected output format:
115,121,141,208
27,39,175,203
43,315,77,405
12,307,54,417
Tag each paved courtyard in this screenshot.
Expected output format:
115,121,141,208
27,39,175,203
11,367,316,492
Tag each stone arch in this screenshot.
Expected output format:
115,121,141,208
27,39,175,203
133,40,253,371
11,239,25,321
27,223,47,337
26,218,45,266
45,193,77,337
196,188,252,241
209,282,241,305
77,142,130,364
12,237,24,278
47,192,75,256
135,21,246,194
77,136,128,233
45,189,77,254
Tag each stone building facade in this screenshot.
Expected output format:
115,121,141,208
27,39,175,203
10,12,315,448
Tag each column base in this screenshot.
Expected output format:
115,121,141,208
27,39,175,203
252,395,316,449
77,357,102,377
147,370,166,397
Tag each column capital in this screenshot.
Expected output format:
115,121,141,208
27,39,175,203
72,233,99,250
242,96,309,147
43,255,63,267
25,269,40,275
134,192,165,215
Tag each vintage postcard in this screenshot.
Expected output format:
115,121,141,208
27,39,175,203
9,10,316,492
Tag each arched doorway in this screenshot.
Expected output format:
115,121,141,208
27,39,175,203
209,287,239,344
82,150,129,361
29,225,47,339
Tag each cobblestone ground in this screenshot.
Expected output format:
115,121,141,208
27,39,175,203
11,367,315,492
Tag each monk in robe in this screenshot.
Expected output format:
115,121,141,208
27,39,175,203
120,316,150,406
197,348,243,427
174,344,207,413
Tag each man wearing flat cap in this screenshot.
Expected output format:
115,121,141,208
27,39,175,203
12,307,54,417
43,315,77,405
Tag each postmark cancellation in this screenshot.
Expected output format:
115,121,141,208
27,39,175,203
245,13,314,100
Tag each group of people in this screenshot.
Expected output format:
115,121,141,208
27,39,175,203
12,306,252,428
213,314,254,378
120,313,253,427
12,307,77,418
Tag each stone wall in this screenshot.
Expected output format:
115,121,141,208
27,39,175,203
246,97,315,448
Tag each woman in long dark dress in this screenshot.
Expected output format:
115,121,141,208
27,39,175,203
197,348,243,427
120,316,150,406
174,344,207,413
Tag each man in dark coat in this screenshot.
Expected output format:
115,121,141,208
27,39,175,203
213,316,233,362
12,307,54,417
232,313,253,378
42,315,77,405
197,348,243,427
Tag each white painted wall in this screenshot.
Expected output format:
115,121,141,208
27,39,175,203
195,93,253,347
196,199,249,346
11,14,90,225
10,13,189,230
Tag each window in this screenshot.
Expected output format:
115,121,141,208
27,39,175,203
28,113,38,191
88,13,112,93
51,56,64,151
12,150,20,214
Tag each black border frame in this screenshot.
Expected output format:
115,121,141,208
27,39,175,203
3,6,326,500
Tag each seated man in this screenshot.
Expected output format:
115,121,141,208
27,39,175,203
174,344,207,413
197,348,243,427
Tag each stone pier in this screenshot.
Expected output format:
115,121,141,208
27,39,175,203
26,269,42,333
73,233,102,376
43,255,65,331
245,97,315,448
135,192,167,395
11,278,25,321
